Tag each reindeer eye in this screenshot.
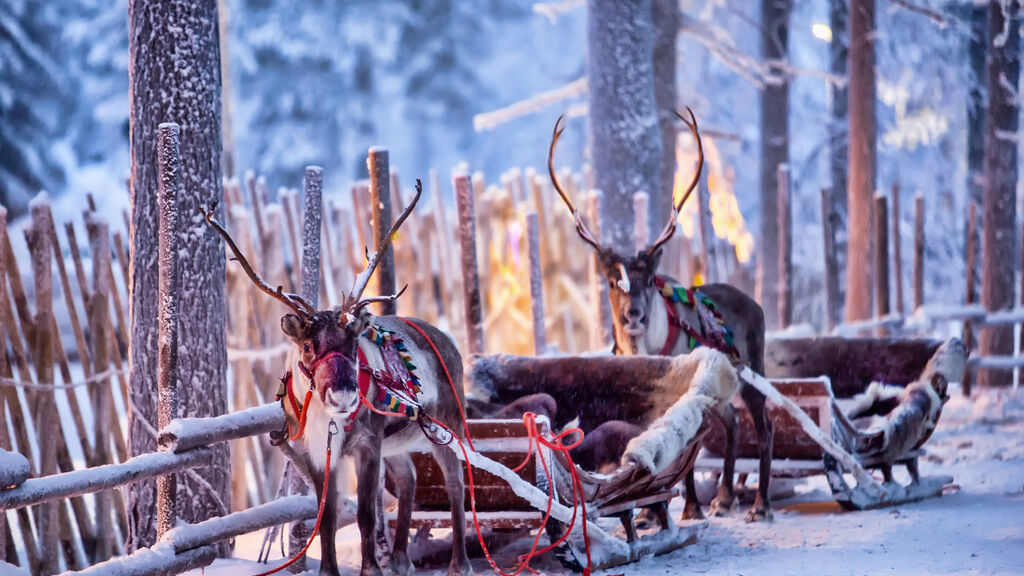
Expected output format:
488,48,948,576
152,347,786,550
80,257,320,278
303,343,311,354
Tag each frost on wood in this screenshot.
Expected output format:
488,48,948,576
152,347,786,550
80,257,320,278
157,121,182,540
66,541,214,576
587,0,661,254
0,450,30,489
163,495,317,553
0,449,213,510
302,165,323,308
159,403,285,454
455,172,484,355
525,212,545,355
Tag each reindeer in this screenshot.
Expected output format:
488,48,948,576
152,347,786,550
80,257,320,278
203,182,474,576
547,109,773,522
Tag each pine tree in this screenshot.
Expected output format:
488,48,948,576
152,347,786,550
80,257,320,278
587,0,661,254
844,0,877,323
0,0,69,215
978,0,1020,388
127,0,229,552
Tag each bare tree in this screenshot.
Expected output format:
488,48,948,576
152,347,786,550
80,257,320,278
966,3,987,302
758,0,792,330
844,0,877,323
828,0,849,325
128,0,229,552
979,0,1020,388
651,0,680,230
587,0,661,254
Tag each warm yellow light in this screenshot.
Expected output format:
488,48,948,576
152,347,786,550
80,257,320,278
812,23,832,42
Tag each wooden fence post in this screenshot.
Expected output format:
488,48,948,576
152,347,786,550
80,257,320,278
526,212,546,355
914,194,925,311
454,173,484,355
963,201,978,397
777,164,792,329
874,194,890,335
280,188,303,295
368,149,396,314
696,170,713,285
156,122,181,541
302,166,323,309
25,193,61,574
891,184,904,316
821,188,840,333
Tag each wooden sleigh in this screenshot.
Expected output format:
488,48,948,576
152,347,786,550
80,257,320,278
393,349,738,571
698,336,966,510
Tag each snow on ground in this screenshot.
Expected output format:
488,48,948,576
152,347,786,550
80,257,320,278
186,386,1024,576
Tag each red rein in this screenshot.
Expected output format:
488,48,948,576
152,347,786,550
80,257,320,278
252,423,335,576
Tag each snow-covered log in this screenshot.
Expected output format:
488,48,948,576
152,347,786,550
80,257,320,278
60,541,214,576
158,403,284,454
163,495,318,553
0,450,30,489
0,449,213,511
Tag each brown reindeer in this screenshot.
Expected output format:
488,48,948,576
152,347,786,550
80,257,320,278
548,109,773,522
203,182,474,576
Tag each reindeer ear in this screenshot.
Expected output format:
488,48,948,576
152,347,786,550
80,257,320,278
281,314,306,339
343,308,373,336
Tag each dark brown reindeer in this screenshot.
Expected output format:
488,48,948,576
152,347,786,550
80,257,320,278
548,109,773,522
203,182,474,576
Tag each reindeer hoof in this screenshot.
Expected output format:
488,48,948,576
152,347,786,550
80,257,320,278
744,506,773,523
446,562,475,576
359,565,384,576
387,550,412,576
709,497,737,517
681,502,705,521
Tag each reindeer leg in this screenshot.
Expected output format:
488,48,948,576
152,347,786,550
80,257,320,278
431,444,473,576
355,439,385,576
314,466,342,576
709,403,738,517
384,455,416,576
741,385,773,522
681,470,705,520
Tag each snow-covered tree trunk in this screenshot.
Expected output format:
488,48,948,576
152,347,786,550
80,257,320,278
587,0,661,254
979,0,1020,388
128,0,229,553
843,0,877,323
650,0,679,232
758,0,792,330
829,0,848,322
966,3,987,304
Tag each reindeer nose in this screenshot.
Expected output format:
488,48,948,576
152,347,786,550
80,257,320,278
626,306,644,322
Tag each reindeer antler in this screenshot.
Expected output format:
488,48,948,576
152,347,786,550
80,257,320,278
548,115,603,251
202,202,317,321
647,107,704,255
343,179,422,313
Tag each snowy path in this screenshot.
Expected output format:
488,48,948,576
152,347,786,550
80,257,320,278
187,390,1024,576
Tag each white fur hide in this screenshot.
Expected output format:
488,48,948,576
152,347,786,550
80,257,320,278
622,347,738,474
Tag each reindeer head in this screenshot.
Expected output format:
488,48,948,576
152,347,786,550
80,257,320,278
548,109,704,353
203,181,420,417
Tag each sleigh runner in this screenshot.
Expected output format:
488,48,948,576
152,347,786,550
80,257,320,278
697,336,966,510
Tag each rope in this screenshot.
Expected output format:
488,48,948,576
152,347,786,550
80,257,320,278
398,317,474,451
427,413,593,576
287,390,313,442
251,421,336,576
0,368,125,390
